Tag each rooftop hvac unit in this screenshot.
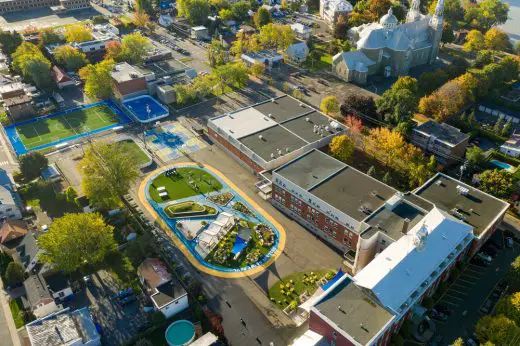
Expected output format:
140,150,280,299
325,126,330,131
278,149,282,155
270,153,275,158
456,185,469,195
268,113,274,118
299,103,304,107
305,117,310,122
258,135,264,140
285,147,289,153
436,179,443,186
271,98,276,102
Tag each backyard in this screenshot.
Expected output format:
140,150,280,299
18,180,82,217
149,168,223,203
9,298,33,328
268,270,335,310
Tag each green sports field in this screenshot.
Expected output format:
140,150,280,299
16,104,121,150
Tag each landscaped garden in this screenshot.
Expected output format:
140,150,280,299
207,192,234,206
149,167,223,203
268,270,337,312
205,219,275,269
164,201,216,218
232,201,254,216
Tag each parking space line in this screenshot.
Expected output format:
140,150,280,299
460,273,482,280
457,278,477,285
446,289,468,296
440,300,459,307
443,294,465,301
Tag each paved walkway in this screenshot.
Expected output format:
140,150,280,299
138,162,287,278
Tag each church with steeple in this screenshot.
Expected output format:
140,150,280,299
331,0,444,85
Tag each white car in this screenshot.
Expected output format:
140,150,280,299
477,252,492,263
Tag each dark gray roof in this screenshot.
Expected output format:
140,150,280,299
314,277,393,345
362,198,427,240
275,149,344,190
24,274,51,308
13,232,39,269
414,120,469,145
309,166,397,223
254,95,312,123
151,280,187,308
415,173,509,237
282,112,337,142
43,271,70,294
239,125,307,162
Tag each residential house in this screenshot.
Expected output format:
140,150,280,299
23,274,61,318
500,133,520,158
411,120,469,166
0,186,22,220
42,270,73,302
137,258,189,318
0,81,25,99
285,41,309,63
0,219,28,249
12,231,41,272
51,66,75,90
25,307,101,346
319,0,353,27
191,26,209,40
241,50,283,71
290,23,312,40
3,94,35,121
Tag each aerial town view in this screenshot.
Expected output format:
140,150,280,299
1,0,520,345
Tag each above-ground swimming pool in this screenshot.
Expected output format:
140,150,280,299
165,320,195,346
122,95,169,123
490,159,516,172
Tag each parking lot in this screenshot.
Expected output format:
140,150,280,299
432,229,520,345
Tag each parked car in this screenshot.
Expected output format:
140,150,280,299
466,337,478,346
471,257,489,267
476,252,492,263
480,299,493,314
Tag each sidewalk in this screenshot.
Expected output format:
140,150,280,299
0,280,22,346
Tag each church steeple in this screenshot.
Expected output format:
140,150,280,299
406,0,422,23
428,0,444,64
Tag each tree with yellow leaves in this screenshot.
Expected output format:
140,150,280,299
329,135,355,163
64,24,93,43
320,96,340,116
484,27,513,52
463,30,485,53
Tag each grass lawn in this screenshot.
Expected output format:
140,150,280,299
268,270,331,310
9,298,26,328
18,180,81,217
103,251,140,292
113,139,150,166
16,104,121,150
149,168,223,203
164,201,216,218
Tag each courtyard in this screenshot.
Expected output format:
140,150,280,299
139,164,286,278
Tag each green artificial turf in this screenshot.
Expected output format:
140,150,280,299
149,167,223,203
16,104,121,149
113,139,150,166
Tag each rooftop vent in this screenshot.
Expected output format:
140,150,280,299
278,149,282,155
285,147,289,152
371,190,378,197
305,117,310,122
270,153,275,158
325,126,330,131
436,179,443,186
271,98,276,103
259,135,264,140
268,113,274,118
456,185,469,195
299,103,304,107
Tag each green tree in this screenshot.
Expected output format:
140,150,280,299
484,27,513,52
493,117,504,134
320,96,340,115
65,186,78,203
55,45,88,72
329,135,354,163
207,40,228,67
19,152,48,181
258,23,295,51
249,61,265,77
429,0,463,22
254,7,272,28
367,166,376,177
450,338,464,346
119,32,150,64
464,30,486,53
5,262,24,286
502,118,512,137
477,0,510,30
475,314,518,345
474,50,494,69
509,256,520,292
333,14,349,40
213,62,249,93
39,213,116,273
231,1,250,21
376,76,418,124
382,172,392,185
442,22,455,44
79,59,115,100
219,8,234,20
185,0,211,25
38,28,63,46
465,146,485,169
135,0,153,14
0,30,22,55
80,142,140,209
27,59,53,89
496,293,520,326
64,24,93,43
12,42,52,88
418,69,449,94
478,169,514,198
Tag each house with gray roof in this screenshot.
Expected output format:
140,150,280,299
411,119,469,166
333,0,444,84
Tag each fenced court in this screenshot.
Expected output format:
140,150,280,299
5,101,132,156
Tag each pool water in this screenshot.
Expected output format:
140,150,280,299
490,159,516,172
165,320,195,346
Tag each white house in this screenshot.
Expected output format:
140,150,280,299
138,258,189,319
500,133,520,158
290,23,312,40
241,50,283,71
0,171,22,220
191,26,209,40
285,41,309,63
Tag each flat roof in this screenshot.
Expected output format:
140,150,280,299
275,149,344,190
211,107,277,138
414,120,469,146
111,62,144,83
282,112,337,142
310,167,397,223
239,125,307,162
314,276,393,345
415,173,509,237
254,95,312,123
138,59,186,77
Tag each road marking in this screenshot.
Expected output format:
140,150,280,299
446,289,468,296
440,300,459,307
443,294,465,301
460,273,482,280
457,278,477,285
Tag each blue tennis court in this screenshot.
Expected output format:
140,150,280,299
5,100,132,156
122,95,170,123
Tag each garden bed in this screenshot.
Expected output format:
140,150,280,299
164,201,216,218
207,192,234,206
232,201,255,216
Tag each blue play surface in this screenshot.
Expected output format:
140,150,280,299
122,95,169,123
